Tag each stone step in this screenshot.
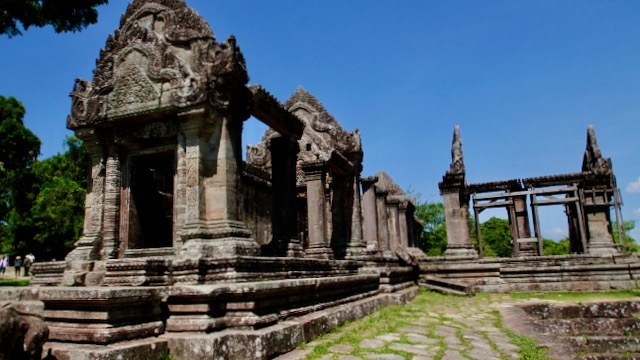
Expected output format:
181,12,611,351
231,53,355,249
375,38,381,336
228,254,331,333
420,283,469,297
521,301,640,320
421,275,473,295
535,318,640,336
577,353,640,360
568,336,640,354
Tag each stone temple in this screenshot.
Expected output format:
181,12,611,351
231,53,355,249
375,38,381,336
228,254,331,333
0,1,637,359
1,1,424,358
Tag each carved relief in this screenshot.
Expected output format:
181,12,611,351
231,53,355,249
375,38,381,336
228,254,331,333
284,87,361,157
67,0,249,129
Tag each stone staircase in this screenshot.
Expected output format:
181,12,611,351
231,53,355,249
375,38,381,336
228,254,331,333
520,300,640,359
419,275,474,296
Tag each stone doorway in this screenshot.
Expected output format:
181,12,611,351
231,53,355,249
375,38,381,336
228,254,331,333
126,151,175,250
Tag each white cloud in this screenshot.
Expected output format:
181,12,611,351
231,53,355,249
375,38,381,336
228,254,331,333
627,177,640,193
633,208,640,217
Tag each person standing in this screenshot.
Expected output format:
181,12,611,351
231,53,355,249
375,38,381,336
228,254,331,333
14,256,22,278
0,255,6,277
23,254,32,276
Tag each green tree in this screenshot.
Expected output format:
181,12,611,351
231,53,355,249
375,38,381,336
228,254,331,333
542,238,570,256
415,201,447,256
613,220,639,253
1,0,108,37
27,136,88,260
480,217,512,258
0,96,41,254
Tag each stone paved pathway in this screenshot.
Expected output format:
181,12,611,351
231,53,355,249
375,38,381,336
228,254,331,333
276,291,531,360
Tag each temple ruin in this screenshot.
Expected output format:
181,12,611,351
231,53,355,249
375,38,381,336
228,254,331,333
439,125,622,257
2,1,423,358
422,125,637,294
0,1,638,359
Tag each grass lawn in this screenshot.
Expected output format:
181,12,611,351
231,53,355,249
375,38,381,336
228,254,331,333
0,277,30,286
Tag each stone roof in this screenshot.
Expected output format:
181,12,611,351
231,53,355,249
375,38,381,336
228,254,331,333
68,0,249,129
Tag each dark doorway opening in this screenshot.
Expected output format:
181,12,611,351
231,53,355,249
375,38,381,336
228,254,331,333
128,152,174,249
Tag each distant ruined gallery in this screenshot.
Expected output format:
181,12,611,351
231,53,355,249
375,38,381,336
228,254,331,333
0,0,637,359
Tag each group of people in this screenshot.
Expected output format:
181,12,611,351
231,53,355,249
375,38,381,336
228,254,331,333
0,253,35,278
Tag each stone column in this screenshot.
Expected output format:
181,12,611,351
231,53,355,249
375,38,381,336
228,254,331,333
63,128,106,285
440,175,477,258
398,200,409,248
302,161,333,259
585,188,618,255
178,107,259,259
101,144,121,260
347,175,366,257
266,136,303,257
387,197,401,252
375,187,391,255
66,131,105,262
361,176,379,251
174,132,187,248
513,194,535,255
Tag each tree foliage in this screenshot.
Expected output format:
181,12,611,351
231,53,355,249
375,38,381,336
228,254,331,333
0,96,88,260
1,0,108,37
0,96,41,254
28,136,88,260
479,217,512,258
542,238,570,256
414,201,447,256
613,220,639,253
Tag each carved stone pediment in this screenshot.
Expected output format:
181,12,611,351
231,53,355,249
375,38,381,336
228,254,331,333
247,87,363,173
285,87,362,161
68,0,250,130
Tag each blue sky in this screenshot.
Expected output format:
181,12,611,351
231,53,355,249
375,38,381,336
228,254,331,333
1,0,639,241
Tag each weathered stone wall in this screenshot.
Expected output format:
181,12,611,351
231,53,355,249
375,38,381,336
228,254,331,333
420,253,640,293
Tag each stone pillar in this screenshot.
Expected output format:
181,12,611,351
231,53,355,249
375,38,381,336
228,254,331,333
375,187,391,255
440,186,476,257
361,176,379,251
387,197,401,252
265,136,303,257
178,107,259,259
347,175,366,257
440,125,477,258
62,129,106,285
102,144,121,259
585,188,618,255
398,200,409,248
302,161,333,259
513,194,535,255
67,131,105,262
174,132,187,248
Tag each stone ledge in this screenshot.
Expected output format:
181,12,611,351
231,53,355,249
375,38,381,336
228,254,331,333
166,286,419,359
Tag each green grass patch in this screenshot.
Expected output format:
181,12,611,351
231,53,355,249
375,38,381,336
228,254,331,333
0,278,30,286
509,289,640,302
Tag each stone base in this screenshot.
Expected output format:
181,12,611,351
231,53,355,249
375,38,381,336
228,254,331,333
305,245,334,260
588,242,619,255
444,247,478,259
44,338,168,360
177,236,260,260
166,286,419,359
420,253,640,293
